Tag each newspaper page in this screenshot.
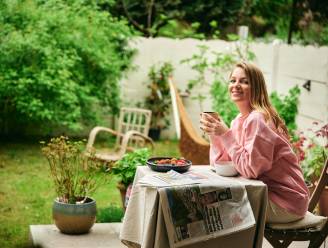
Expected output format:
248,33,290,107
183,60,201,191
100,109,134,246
138,170,209,188
159,183,255,247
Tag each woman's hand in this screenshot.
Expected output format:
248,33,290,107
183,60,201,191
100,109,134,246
200,113,229,136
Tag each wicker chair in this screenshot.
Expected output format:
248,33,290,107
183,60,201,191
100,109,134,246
265,159,328,248
86,107,154,165
169,78,210,165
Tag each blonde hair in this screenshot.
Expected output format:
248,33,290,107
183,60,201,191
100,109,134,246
233,62,289,138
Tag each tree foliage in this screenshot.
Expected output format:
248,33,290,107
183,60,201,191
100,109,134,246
107,0,245,38
0,0,135,135
107,0,328,45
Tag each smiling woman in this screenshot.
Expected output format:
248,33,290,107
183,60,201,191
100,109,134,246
200,61,309,224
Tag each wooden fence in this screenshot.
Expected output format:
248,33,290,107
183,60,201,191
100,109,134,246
120,37,328,138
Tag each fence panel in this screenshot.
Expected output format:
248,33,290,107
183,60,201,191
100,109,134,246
120,38,328,138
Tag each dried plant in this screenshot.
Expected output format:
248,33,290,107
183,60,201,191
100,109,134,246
41,136,105,204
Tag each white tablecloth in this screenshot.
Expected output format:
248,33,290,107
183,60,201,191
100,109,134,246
120,166,268,248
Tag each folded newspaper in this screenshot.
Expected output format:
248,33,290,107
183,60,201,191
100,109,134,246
138,170,209,188
158,183,255,247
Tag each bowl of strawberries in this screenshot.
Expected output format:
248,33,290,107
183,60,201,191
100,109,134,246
146,157,192,173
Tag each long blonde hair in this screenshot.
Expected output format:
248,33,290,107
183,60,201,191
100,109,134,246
234,62,289,138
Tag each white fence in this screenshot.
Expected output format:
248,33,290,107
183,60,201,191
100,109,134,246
120,37,328,139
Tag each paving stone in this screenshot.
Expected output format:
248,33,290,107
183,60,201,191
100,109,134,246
29,223,326,248
29,223,126,248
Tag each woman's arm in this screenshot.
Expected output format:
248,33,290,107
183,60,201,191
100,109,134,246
209,135,231,165
201,113,233,165
220,114,278,178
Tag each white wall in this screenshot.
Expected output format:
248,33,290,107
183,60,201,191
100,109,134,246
120,37,328,139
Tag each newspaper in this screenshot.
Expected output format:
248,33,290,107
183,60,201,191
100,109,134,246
138,170,209,188
158,183,255,247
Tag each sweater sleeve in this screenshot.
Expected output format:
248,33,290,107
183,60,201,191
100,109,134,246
209,135,231,165
220,114,278,179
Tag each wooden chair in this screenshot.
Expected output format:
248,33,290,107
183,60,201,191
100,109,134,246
265,159,328,248
86,107,154,164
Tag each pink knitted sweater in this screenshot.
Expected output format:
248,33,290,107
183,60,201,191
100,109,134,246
210,111,309,216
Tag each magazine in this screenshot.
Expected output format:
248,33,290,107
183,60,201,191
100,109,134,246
159,183,255,247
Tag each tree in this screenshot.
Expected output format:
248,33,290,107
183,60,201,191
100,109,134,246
107,0,245,38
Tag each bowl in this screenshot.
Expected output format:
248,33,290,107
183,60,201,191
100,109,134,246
214,161,238,177
146,157,192,173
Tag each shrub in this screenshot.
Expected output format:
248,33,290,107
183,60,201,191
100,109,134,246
143,62,174,130
0,0,135,135
293,123,328,183
270,86,301,133
97,205,124,223
111,148,151,187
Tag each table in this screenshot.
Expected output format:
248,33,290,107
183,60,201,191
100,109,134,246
120,166,268,248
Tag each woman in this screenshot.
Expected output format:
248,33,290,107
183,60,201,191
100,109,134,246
200,62,309,223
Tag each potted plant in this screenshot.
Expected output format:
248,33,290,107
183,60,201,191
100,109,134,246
110,148,150,210
41,136,106,234
294,123,328,215
144,62,174,140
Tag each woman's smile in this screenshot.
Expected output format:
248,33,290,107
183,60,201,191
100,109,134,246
231,90,243,96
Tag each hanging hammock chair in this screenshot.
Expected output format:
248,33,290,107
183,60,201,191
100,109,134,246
169,78,210,165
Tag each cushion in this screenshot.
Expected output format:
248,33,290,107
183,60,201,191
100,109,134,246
267,211,327,230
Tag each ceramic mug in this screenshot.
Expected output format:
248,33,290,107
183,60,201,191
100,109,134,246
201,111,220,120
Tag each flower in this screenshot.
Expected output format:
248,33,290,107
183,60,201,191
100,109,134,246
292,123,328,183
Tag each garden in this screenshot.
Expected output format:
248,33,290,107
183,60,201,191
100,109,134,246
0,138,180,247
0,0,327,247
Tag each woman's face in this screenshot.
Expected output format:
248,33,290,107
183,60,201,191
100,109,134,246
229,67,251,105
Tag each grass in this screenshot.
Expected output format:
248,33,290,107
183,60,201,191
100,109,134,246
0,138,180,248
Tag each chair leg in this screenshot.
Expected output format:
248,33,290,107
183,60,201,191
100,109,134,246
265,236,292,248
309,238,325,248
309,222,328,248
281,240,292,247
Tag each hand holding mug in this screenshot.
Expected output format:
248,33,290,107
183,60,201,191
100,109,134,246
200,112,229,136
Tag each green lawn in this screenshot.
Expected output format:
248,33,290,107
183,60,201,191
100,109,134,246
0,139,180,248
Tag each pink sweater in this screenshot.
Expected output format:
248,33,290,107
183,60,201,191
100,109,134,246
210,111,309,216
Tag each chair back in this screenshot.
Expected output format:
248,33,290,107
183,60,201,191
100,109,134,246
168,78,210,165
308,158,328,212
115,107,152,149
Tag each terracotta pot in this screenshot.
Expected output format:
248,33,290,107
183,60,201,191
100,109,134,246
319,187,328,217
52,197,96,234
